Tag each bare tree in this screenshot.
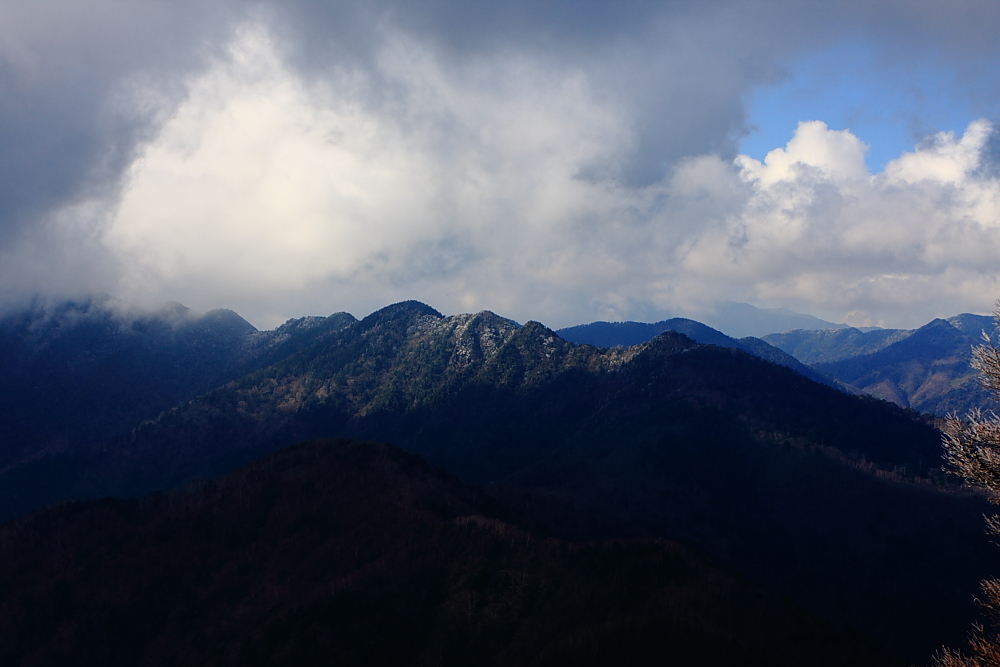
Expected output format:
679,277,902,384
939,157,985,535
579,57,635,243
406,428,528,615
936,304,1000,666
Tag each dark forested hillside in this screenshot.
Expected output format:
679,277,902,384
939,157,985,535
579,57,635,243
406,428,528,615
0,438,902,667
2,300,993,661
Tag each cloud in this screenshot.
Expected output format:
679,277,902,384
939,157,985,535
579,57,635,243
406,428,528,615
3,1,1000,328
0,0,244,305
102,24,644,325
673,119,1000,328
0,1,238,236
99,22,1000,330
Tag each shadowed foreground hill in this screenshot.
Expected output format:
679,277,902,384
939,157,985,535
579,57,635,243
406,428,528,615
5,301,992,661
0,438,900,667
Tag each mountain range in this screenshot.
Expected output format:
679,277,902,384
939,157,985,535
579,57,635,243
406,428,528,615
566,302,847,341
557,317,834,387
0,297,997,663
561,310,999,416
764,314,996,415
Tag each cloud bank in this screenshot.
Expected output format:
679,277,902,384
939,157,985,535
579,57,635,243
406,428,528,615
3,1,1000,328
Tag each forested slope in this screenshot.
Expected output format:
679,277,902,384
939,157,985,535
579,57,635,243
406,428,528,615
0,438,899,667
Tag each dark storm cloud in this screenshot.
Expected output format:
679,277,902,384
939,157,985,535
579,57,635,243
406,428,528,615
0,1,238,243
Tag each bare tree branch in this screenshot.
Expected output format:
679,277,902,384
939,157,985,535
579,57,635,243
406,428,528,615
934,300,1000,666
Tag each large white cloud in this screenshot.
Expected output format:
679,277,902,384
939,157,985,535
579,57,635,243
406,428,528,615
103,25,642,326
677,119,1000,327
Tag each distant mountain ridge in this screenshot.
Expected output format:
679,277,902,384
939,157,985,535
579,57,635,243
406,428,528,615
558,318,734,348
760,314,995,415
810,316,996,415
762,326,914,365
557,317,834,387
560,311,999,416
558,302,846,345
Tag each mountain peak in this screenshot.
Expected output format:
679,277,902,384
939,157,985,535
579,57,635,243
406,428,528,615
344,300,442,340
374,300,443,319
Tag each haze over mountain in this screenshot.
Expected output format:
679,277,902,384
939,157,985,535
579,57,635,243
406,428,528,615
0,295,356,471
2,297,995,662
698,302,847,339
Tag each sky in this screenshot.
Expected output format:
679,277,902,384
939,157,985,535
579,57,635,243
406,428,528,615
3,1,1000,330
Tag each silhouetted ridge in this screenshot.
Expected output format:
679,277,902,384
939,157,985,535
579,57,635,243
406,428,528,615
946,313,994,337
365,299,444,327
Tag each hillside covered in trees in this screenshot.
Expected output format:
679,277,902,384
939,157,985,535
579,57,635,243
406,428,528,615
0,438,899,667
